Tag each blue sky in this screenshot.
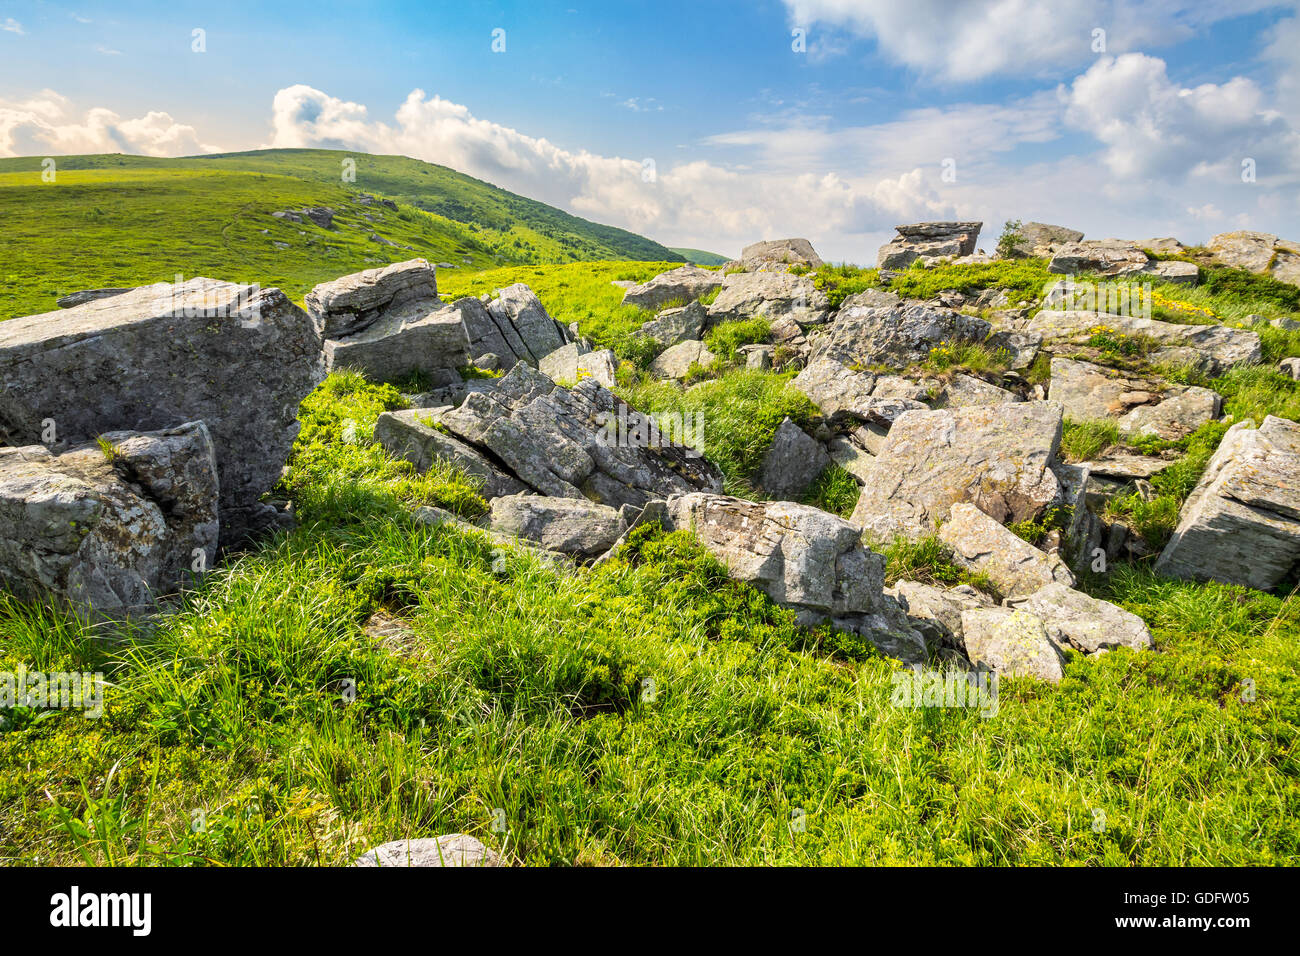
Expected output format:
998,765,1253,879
2,0,1299,261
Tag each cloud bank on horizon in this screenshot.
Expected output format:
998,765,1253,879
1,0,1297,262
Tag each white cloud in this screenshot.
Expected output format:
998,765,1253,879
2,18,24,35
781,0,1283,82
1063,53,1300,183
267,84,950,260
0,90,217,157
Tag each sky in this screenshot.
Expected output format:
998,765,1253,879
2,0,1299,262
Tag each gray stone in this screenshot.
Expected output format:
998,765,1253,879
1282,357,1300,380
487,284,571,365
621,266,722,311
354,835,503,868
374,409,527,499
639,301,707,347
305,258,440,339
939,502,1076,598
1208,231,1300,286
707,271,830,325
1025,310,1262,373
0,422,219,615
812,304,992,371
663,492,890,625
877,222,982,269
324,303,469,385
1117,386,1221,441
959,607,1067,682
933,373,1022,408
790,358,927,428
1141,260,1199,285
850,402,1065,541
0,278,325,545
827,437,874,483
1047,239,1150,277
56,288,134,309
757,418,830,499
739,238,825,271
1156,416,1300,590
1006,222,1085,257
435,365,722,510
1005,582,1152,654
489,495,626,560
650,340,715,379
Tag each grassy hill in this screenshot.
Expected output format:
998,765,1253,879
670,247,730,266
0,149,684,318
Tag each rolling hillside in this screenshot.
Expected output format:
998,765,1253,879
0,149,684,318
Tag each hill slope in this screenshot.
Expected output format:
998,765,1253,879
0,149,683,318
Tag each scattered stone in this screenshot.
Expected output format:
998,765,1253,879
1134,237,1186,255
707,271,830,325
757,418,830,499
738,238,825,272
790,358,927,428
1047,240,1150,277
877,222,982,269
639,301,708,348
959,608,1067,682
0,422,219,615
1084,454,1173,480
1140,260,1199,285
0,278,324,545
933,373,1022,408
374,409,526,498
538,342,617,387
939,503,1076,598
663,494,912,657
305,258,441,339
489,495,626,560
1005,582,1153,654
650,340,715,380
621,265,723,311
812,304,992,371
1208,231,1300,286
487,284,572,366
435,365,722,510
850,401,1065,541
354,835,503,868
827,437,874,483
1005,222,1084,258
1024,310,1262,373
1155,416,1300,590
1117,386,1220,441
1281,357,1300,380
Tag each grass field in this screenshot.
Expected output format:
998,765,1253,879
0,149,684,319
2,371,1295,866
2,210,1299,864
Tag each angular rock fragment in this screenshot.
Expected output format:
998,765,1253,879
489,494,626,560
0,422,219,615
621,266,723,311
757,417,829,500
1156,416,1300,590
939,503,1076,598
850,402,1065,541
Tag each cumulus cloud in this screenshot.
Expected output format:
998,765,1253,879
781,0,1282,82
2,18,24,35
0,90,217,157
1063,53,1300,183
268,84,952,259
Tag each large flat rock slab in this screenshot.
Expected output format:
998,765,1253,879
0,278,324,545
851,401,1065,541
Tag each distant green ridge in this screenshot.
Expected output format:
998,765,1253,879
0,148,684,318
